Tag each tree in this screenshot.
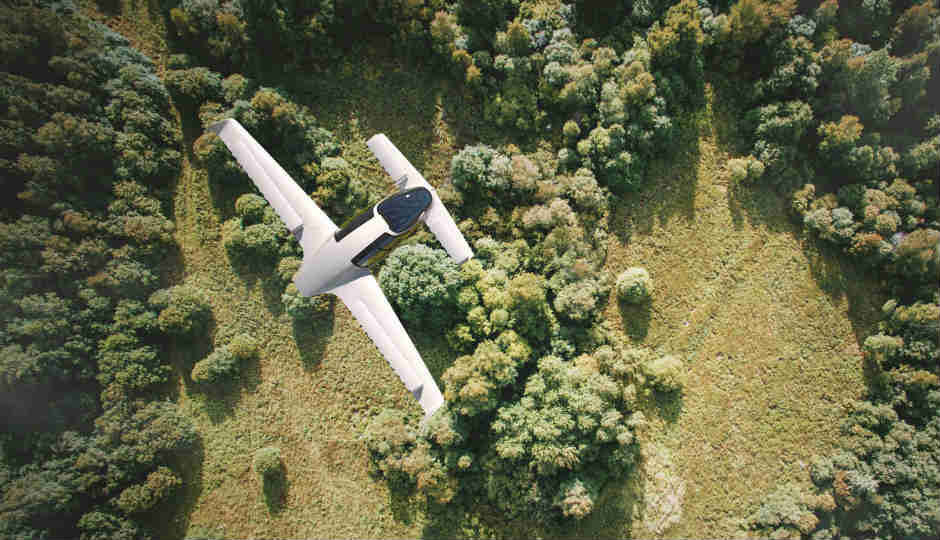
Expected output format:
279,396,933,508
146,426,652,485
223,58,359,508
553,278,608,323
442,331,531,417
76,511,143,540
484,355,641,518
253,446,283,478
818,40,903,127
164,67,222,107
191,346,238,384
234,193,269,224
891,229,940,285
0,4,188,539
114,466,181,515
647,0,705,109
378,245,464,330
642,354,685,394
616,267,652,303
223,219,282,272
451,144,512,196
149,284,212,338
456,0,518,47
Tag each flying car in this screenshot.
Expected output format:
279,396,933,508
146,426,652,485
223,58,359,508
208,118,472,418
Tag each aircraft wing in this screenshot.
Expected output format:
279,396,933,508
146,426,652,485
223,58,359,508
209,118,337,252
367,134,473,264
331,273,445,417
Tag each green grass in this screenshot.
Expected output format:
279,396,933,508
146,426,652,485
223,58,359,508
594,87,886,539
81,3,887,537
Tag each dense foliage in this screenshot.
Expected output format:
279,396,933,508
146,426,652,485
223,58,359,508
736,1,940,538
367,127,687,520
0,2,199,538
3,0,938,537
432,0,710,191
165,0,451,72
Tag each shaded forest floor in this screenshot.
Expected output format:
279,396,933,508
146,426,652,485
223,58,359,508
81,2,887,538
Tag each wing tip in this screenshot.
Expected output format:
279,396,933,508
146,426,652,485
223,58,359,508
207,118,231,136
366,133,388,148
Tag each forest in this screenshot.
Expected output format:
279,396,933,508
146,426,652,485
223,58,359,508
0,0,937,539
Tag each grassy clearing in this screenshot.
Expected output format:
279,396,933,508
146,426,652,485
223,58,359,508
169,55,456,540
80,3,885,536
595,87,885,539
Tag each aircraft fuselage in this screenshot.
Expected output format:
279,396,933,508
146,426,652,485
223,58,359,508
294,187,433,296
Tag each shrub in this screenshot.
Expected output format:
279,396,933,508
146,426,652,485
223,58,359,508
616,267,652,303
253,446,282,477
642,354,685,393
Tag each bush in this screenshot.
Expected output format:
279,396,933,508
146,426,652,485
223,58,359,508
616,267,653,303
253,446,282,477
642,354,685,393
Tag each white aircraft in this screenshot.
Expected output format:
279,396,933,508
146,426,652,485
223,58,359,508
208,118,472,418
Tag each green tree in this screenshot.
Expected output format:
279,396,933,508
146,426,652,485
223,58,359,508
378,245,464,330
253,446,283,478
149,284,212,338
442,331,532,417
616,267,652,303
